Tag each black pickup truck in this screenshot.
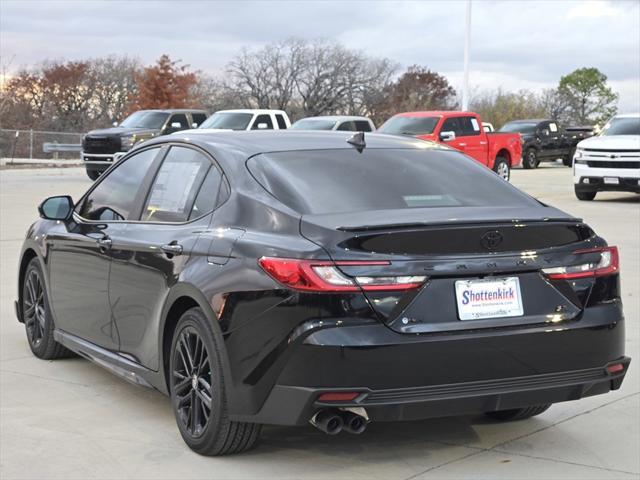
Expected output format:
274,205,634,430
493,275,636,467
82,109,208,180
499,119,595,169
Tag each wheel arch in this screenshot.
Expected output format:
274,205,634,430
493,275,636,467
17,247,41,323
159,284,232,395
496,149,512,165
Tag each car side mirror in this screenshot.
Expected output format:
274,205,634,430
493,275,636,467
192,123,198,128
38,195,74,221
171,122,181,129
256,123,269,130
112,121,118,127
439,131,456,142
540,129,550,136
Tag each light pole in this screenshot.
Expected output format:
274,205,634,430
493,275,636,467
462,0,472,111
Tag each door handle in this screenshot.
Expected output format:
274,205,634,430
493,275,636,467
458,143,467,147
97,236,112,251
161,243,183,256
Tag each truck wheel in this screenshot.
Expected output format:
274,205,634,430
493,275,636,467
575,187,596,201
493,157,510,181
86,169,101,181
523,148,539,169
563,148,576,167
485,404,551,421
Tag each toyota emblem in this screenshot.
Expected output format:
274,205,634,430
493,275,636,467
481,230,504,251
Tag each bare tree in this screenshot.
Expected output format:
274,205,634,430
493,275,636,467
90,56,141,125
470,88,546,129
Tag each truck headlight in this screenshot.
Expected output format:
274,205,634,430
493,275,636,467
120,134,136,150
574,148,583,159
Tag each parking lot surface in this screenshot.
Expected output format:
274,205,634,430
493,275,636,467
1,165,638,480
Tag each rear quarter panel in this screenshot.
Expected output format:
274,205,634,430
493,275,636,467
487,132,523,168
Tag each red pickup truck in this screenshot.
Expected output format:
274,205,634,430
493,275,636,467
379,111,522,180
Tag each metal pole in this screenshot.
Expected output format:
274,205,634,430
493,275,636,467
462,0,472,111
29,129,33,160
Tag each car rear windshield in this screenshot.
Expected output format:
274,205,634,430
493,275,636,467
200,112,253,130
601,117,640,136
378,116,440,136
247,148,538,215
291,119,337,130
499,122,537,134
119,111,169,129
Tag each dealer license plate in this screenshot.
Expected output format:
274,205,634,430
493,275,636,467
455,277,524,321
604,177,619,185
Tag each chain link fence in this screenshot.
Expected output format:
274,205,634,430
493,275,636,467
0,129,83,161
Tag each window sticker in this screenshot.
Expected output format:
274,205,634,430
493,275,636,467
470,118,480,131
549,123,558,132
146,161,202,215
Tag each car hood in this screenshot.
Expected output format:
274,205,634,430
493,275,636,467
86,127,159,137
577,135,640,150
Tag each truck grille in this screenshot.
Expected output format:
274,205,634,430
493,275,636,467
587,160,640,169
82,135,121,154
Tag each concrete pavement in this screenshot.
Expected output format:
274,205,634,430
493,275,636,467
1,164,638,479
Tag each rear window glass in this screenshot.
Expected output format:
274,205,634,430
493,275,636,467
247,148,538,215
379,116,440,136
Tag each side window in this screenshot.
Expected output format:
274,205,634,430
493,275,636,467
166,114,189,132
252,114,274,130
441,117,462,136
337,121,356,131
354,120,373,132
78,148,160,221
141,146,211,223
275,114,288,129
189,167,222,220
460,116,481,136
191,113,207,128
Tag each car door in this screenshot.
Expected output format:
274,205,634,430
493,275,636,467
536,121,555,157
547,121,564,156
47,146,163,351
458,116,487,164
108,145,220,370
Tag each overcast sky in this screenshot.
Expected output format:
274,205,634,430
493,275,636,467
1,0,639,111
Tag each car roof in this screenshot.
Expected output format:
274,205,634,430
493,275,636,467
506,119,549,123
216,109,288,115
166,130,439,157
137,109,208,114
613,113,640,119
296,115,372,122
392,111,478,118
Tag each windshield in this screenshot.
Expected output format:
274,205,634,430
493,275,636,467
601,117,640,136
247,148,537,215
200,112,253,130
378,116,440,136
119,111,169,129
499,122,538,134
291,119,337,130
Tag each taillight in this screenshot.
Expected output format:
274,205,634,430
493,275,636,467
258,257,427,292
542,246,619,280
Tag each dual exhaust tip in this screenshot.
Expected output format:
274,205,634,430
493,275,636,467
311,409,368,435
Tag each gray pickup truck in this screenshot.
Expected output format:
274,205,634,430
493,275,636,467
82,109,208,180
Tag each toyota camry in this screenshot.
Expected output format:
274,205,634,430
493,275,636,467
15,131,630,455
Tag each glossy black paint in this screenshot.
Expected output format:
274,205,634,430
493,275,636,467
17,131,629,427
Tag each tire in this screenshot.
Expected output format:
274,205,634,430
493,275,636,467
563,148,576,167
575,188,597,201
22,258,73,359
86,168,101,181
169,307,261,456
493,157,510,181
523,148,539,169
485,404,551,421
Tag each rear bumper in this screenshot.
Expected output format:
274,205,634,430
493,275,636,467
229,303,629,426
241,358,630,425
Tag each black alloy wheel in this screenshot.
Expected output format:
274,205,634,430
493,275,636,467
172,326,213,438
22,258,72,359
169,307,261,455
23,268,45,348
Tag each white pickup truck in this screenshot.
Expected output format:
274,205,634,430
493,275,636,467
185,109,291,133
573,113,640,200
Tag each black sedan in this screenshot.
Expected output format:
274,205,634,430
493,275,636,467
16,131,629,455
